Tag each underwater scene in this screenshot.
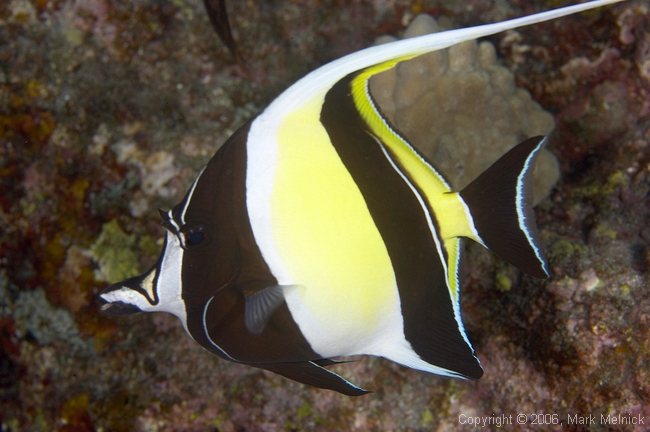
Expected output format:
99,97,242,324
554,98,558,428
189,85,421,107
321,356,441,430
1,0,649,430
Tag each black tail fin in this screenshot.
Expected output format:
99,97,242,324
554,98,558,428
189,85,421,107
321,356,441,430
459,136,549,279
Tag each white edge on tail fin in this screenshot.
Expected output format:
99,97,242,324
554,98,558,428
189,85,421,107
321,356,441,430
516,137,550,277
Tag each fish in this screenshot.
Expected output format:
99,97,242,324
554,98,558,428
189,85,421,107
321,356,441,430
97,0,622,396
202,0,249,77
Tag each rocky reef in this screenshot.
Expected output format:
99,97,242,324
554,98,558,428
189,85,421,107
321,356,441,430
1,0,649,431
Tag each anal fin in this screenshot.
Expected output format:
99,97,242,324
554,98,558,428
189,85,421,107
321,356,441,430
263,361,369,396
312,358,354,367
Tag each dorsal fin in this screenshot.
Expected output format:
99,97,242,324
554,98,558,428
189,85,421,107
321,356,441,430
258,0,622,119
459,136,549,278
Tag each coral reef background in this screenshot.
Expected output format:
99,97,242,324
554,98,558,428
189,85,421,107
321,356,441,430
1,0,650,430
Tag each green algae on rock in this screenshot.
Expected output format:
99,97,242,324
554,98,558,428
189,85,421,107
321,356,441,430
90,219,140,283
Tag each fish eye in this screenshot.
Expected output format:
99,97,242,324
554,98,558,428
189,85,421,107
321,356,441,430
187,231,205,246
180,224,212,250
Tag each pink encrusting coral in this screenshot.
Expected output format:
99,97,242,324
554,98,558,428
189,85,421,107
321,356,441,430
1,0,649,431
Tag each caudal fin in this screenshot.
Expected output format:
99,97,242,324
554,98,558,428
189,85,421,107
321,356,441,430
459,136,549,279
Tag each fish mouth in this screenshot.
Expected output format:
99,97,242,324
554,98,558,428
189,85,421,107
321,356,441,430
96,285,143,316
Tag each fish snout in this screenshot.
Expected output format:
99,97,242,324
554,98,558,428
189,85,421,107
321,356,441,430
96,290,143,316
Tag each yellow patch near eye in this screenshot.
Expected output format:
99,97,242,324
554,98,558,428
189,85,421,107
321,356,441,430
141,269,157,303
271,95,397,335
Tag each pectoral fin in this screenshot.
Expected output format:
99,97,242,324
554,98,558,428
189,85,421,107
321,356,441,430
244,285,294,335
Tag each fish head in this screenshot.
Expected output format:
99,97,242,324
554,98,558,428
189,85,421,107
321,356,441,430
96,226,189,319
97,158,242,324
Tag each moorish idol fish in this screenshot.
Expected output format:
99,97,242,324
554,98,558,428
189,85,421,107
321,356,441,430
98,0,622,396
202,0,249,76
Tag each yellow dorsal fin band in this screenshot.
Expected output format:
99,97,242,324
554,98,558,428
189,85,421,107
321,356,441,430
350,67,482,244
346,63,470,309
349,63,483,308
